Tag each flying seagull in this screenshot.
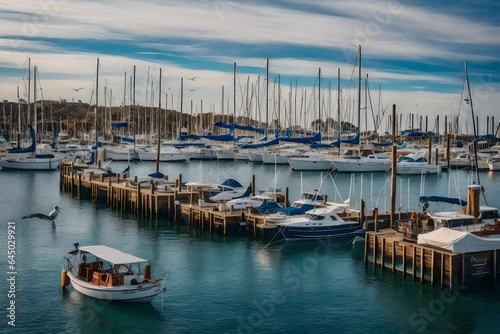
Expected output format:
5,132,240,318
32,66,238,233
188,77,199,81
73,87,84,92
23,205,61,224
190,89,196,92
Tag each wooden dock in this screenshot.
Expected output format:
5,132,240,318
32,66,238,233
364,229,499,291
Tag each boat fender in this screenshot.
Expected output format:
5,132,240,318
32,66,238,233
144,265,152,281
61,269,70,287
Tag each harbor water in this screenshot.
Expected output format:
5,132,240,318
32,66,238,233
1,160,500,333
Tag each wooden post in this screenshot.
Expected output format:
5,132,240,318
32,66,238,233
136,183,141,215
251,174,255,197
373,234,377,268
440,253,444,289
373,208,378,232
285,187,289,208
364,232,369,268
380,237,385,270
391,242,396,273
427,137,432,164
420,248,424,283
360,200,365,229
78,173,82,197
390,144,397,229
402,245,406,277
412,246,416,280
431,249,435,286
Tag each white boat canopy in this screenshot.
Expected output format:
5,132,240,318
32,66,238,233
417,228,500,254
79,245,148,265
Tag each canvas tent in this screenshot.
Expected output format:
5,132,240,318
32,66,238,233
417,228,500,254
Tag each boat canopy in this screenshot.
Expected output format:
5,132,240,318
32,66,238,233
417,228,500,253
79,245,148,264
419,196,467,207
112,122,128,128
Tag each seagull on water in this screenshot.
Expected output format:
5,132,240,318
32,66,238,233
23,205,61,224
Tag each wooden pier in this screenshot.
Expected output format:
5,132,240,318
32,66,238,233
364,229,499,291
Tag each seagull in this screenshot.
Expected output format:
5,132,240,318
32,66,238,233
188,77,199,81
23,205,61,224
190,89,196,92
73,87,84,92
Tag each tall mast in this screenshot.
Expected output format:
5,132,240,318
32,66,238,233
318,67,321,140
233,62,236,141
95,58,99,148
357,45,362,153
156,68,162,174
265,58,269,135
33,65,37,141
180,77,183,138
133,65,136,154
27,58,31,128
337,67,341,156
465,62,487,205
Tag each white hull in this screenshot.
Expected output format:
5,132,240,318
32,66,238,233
0,155,63,170
332,159,391,173
288,157,333,171
396,163,441,175
262,154,290,164
67,271,163,302
138,150,190,162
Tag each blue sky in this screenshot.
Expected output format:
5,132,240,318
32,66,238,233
0,0,499,133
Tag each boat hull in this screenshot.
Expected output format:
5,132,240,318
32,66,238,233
277,223,359,240
67,272,163,303
288,158,333,171
332,159,391,173
0,156,63,170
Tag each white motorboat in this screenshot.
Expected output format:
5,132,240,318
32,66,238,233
0,153,63,170
137,146,191,162
396,153,442,175
276,202,359,240
288,152,334,171
332,152,391,173
62,244,165,303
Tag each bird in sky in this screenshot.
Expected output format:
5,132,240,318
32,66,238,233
23,205,61,224
188,77,199,81
73,87,84,92
190,89,196,92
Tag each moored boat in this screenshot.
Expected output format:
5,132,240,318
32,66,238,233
62,244,165,303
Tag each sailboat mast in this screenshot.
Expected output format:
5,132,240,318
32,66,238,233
133,65,136,154
233,62,236,141
337,67,341,156
27,58,31,128
265,58,269,135
357,45,362,153
318,68,321,135
95,58,99,150
464,62,487,205
156,68,162,173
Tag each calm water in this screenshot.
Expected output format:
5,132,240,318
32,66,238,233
1,161,500,334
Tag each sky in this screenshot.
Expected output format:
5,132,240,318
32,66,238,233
0,0,499,134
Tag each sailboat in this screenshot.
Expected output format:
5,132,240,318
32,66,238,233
332,46,391,173
0,64,63,170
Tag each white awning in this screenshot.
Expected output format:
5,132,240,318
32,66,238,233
417,228,500,253
79,245,148,265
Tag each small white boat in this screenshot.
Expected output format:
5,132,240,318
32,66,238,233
396,153,441,175
288,152,334,171
63,245,165,303
276,202,359,241
0,153,63,170
488,157,500,171
332,152,391,173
